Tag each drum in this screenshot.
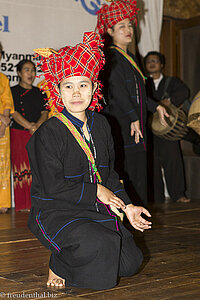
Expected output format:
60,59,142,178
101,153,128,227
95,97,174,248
150,104,188,141
187,91,200,135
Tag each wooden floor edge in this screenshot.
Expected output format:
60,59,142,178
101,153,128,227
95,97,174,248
0,238,37,245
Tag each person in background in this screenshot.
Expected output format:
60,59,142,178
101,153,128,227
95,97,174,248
10,59,48,211
0,42,14,213
96,1,168,205
144,51,190,203
26,32,152,290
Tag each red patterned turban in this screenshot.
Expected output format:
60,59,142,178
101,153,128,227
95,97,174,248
34,32,105,112
96,0,138,37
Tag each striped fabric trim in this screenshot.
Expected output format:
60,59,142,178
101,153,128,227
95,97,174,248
36,212,61,252
110,46,146,82
51,217,116,241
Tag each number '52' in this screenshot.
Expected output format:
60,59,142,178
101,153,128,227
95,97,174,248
1,63,14,72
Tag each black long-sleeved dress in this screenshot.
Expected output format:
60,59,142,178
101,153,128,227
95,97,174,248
102,46,157,204
26,108,143,290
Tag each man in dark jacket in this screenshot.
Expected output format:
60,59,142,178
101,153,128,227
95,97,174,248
144,51,190,203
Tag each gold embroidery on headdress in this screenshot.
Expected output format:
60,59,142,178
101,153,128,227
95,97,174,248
33,48,58,58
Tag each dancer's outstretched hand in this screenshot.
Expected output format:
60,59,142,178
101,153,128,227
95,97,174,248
123,204,152,232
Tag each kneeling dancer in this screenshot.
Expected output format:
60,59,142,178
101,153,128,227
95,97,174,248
26,32,152,290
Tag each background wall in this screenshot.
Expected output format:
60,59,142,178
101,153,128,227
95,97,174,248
160,16,200,100
0,0,107,86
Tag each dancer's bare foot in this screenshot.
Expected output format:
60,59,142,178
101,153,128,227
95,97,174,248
0,207,8,214
47,268,65,287
176,196,191,203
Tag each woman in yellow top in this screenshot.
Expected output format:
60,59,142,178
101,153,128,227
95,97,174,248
0,42,14,213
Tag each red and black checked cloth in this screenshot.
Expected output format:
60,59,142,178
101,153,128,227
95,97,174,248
35,32,105,112
96,0,138,36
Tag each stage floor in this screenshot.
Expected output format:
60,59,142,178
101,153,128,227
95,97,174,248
0,200,200,300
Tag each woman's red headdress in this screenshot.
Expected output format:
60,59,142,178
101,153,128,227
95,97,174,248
34,32,105,112
96,0,138,37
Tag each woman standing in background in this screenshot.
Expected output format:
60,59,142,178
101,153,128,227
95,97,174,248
96,0,167,205
11,59,48,211
0,42,14,213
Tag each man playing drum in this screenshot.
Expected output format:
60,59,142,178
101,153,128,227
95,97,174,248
144,51,190,204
